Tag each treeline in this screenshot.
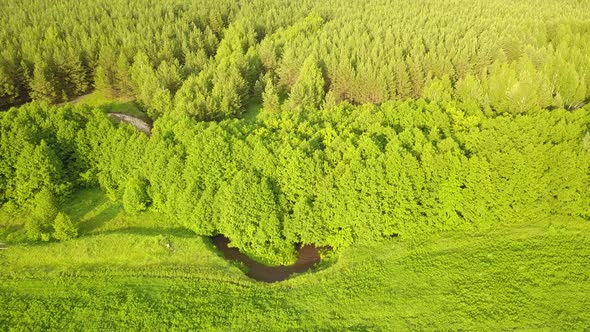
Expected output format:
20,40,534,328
2,0,590,117
2,100,588,263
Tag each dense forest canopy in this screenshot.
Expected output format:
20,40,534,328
0,0,589,264
2,0,590,113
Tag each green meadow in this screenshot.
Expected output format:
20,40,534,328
1,189,588,330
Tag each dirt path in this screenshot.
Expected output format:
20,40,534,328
108,113,152,136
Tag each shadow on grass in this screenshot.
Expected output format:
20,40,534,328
242,101,262,123
99,226,195,238
77,203,121,235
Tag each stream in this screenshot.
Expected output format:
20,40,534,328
212,235,325,283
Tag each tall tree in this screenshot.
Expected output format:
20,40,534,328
262,74,280,112
14,141,65,206
29,58,59,103
287,56,325,111
114,53,132,96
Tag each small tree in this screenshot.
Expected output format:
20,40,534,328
114,53,132,96
53,212,78,241
123,176,150,214
94,65,112,94
25,189,58,241
423,75,453,103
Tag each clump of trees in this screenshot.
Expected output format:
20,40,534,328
24,189,77,242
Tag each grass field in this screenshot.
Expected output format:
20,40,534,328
1,188,589,330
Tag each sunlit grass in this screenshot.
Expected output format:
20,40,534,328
72,90,150,122
1,188,589,329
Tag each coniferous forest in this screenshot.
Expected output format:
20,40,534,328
1,0,589,330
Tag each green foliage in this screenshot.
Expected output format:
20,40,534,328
262,75,280,113
2,0,589,115
0,0,589,324
2,96,589,258
0,63,21,108
25,189,58,241
424,75,453,103
29,58,60,103
122,176,151,214
14,140,66,206
52,212,77,241
215,171,293,264
114,53,132,96
287,56,325,111
93,66,112,94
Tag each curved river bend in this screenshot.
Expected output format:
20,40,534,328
212,235,325,283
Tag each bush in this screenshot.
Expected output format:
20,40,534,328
53,212,78,241
25,189,58,241
123,176,151,214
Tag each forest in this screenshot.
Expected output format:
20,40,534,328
1,0,589,329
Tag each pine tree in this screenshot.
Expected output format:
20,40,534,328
322,90,338,109
287,56,325,111
56,48,89,98
114,53,132,96
157,60,182,95
29,58,59,103
94,47,117,95
0,63,19,108
262,75,280,112
546,55,587,110
423,75,453,103
486,62,518,114
394,61,412,99
130,51,159,108
210,60,248,118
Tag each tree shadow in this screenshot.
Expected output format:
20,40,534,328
242,100,262,123
77,203,121,235
97,226,195,238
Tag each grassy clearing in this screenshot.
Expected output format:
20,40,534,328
242,100,263,123
71,90,150,122
1,188,589,330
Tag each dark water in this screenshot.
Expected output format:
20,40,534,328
212,235,324,283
